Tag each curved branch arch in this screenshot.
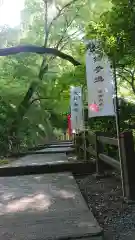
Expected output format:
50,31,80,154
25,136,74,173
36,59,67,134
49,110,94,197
0,45,80,66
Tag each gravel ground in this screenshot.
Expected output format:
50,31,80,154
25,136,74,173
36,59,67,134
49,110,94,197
75,174,135,240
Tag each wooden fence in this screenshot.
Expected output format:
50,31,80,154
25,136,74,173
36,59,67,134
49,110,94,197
74,130,135,201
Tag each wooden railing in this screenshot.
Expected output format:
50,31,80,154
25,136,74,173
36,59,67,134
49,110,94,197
74,130,135,201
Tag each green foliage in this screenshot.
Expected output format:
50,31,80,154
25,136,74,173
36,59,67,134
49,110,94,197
0,0,93,154
1,0,133,156
86,98,135,136
0,159,9,165
84,0,135,143
86,0,135,65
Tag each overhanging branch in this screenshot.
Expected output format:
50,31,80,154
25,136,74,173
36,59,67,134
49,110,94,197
0,45,81,66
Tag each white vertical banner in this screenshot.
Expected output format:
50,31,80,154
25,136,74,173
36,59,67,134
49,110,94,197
70,86,84,133
86,41,115,118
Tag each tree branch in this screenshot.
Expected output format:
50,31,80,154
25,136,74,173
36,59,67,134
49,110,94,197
59,30,80,51
30,97,51,105
117,71,135,94
38,0,49,82
39,0,79,80
48,29,80,63
47,0,79,35
54,14,80,50
43,0,48,47
30,88,65,105
48,30,80,64
131,69,135,85
131,74,135,94
0,45,81,66
117,73,131,85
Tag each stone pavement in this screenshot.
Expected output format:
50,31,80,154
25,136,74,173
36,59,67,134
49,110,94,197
35,146,74,153
0,150,103,240
9,152,69,166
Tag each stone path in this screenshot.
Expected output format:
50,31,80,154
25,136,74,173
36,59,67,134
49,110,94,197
35,146,74,153
0,149,103,240
9,152,68,166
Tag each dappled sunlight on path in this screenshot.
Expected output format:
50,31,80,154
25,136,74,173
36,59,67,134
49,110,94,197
0,172,80,217
0,192,52,214
0,152,102,239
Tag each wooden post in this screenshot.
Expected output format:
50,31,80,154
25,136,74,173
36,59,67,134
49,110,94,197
95,132,112,176
75,133,83,160
83,130,87,162
79,132,84,160
95,132,104,175
75,133,79,158
120,131,135,201
85,130,90,161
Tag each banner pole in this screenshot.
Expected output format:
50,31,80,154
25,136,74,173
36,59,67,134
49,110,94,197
112,58,125,198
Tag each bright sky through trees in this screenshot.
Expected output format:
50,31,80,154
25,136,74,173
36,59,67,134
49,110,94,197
0,0,24,27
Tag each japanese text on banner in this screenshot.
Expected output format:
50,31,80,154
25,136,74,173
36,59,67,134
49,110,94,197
86,43,115,118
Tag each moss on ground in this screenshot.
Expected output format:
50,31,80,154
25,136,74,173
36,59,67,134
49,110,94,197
0,159,9,165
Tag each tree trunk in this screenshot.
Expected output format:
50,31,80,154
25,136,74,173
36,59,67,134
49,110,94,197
9,81,38,150
8,62,48,149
